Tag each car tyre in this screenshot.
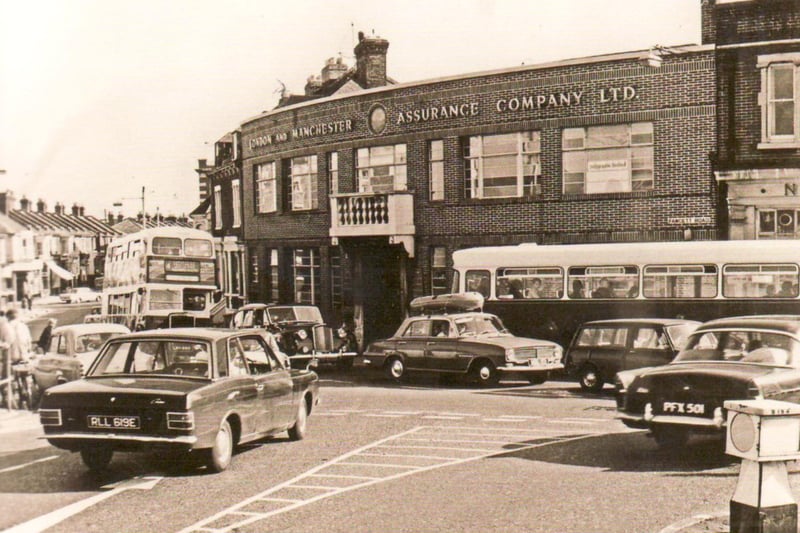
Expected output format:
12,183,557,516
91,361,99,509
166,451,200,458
472,359,499,387
206,420,233,472
578,365,604,393
385,357,405,381
652,427,690,449
288,397,308,441
81,447,113,471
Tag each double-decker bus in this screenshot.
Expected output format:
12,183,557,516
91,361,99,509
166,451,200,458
99,227,218,329
451,240,800,347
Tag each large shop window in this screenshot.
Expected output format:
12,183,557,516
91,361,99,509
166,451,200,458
328,152,339,195
330,247,344,308
289,155,318,211
464,131,541,199
231,179,241,227
255,161,277,214
213,185,222,230
357,144,407,194
757,209,800,239
249,250,259,291
429,140,444,201
430,246,448,295
268,249,279,303
562,123,653,194
758,54,800,148
293,248,320,304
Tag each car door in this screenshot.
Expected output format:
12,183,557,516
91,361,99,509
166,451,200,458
33,333,76,389
425,318,460,371
238,335,294,430
624,326,674,372
587,326,628,383
224,339,261,438
396,319,431,371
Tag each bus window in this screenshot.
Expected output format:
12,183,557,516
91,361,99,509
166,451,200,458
643,265,717,298
152,237,182,256
496,267,563,299
450,270,460,293
465,270,490,298
723,264,799,298
567,266,638,299
185,239,213,257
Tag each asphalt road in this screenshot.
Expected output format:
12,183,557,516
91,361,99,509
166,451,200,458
0,304,786,532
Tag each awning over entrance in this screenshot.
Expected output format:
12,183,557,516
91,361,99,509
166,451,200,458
1,259,44,278
45,259,74,281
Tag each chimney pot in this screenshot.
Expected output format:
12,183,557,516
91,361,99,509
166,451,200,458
354,31,389,89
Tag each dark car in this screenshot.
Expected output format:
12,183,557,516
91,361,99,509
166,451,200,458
38,328,319,472
229,303,357,369
356,293,563,386
616,315,800,448
564,318,699,392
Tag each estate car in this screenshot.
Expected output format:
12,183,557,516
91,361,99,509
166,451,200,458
60,287,101,304
616,315,800,448
357,293,563,385
564,319,699,392
38,328,319,472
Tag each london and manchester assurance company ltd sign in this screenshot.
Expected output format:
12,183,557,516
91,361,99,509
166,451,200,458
248,85,638,151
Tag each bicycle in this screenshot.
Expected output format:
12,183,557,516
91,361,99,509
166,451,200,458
8,360,37,411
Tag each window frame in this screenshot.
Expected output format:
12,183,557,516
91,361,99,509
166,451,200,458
213,185,222,230
758,54,800,148
288,155,318,211
231,179,241,228
255,161,277,214
356,144,407,194
464,131,541,200
429,139,445,201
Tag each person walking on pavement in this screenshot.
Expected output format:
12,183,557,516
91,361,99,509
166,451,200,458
37,318,56,353
7,309,32,363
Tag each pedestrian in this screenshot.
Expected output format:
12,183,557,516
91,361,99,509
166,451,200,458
0,310,14,407
7,309,32,363
37,318,57,353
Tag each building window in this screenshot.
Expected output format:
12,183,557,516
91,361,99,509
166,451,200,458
429,140,444,201
331,246,343,308
356,144,407,193
289,155,318,211
431,246,448,295
562,123,653,194
213,185,222,230
464,131,541,199
268,249,279,303
231,179,241,228
758,54,800,148
328,152,339,195
293,248,320,304
249,250,259,291
757,209,800,239
255,162,277,214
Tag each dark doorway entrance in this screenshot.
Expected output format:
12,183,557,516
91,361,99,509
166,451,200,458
351,243,407,348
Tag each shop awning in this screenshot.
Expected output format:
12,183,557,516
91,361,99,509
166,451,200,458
45,259,74,281
1,259,44,278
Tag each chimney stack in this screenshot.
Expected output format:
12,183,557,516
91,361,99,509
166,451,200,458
304,75,323,96
354,31,389,89
36,198,47,213
54,202,65,216
321,56,348,83
19,197,30,212
0,191,16,215
71,203,80,216
78,205,85,217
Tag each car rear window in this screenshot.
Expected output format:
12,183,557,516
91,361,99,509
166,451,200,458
676,329,800,367
90,340,212,377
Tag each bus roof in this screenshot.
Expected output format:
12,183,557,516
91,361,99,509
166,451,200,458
109,226,214,245
451,241,800,269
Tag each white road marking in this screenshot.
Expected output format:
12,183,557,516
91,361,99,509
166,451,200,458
422,415,464,420
0,455,58,475
363,413,405,418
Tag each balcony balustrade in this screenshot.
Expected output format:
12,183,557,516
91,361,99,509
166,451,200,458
330,191,415,256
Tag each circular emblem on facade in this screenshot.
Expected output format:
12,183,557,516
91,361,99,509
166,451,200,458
368,104,387,135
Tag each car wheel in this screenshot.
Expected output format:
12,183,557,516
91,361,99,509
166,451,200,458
81,447,113,471
652,427,690,449
578,365,604,392
385,357,405,381
472,359,499,386
206,420,233,472
288,396,308,441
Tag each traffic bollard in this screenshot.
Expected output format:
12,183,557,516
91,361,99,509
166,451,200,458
725,399,800,533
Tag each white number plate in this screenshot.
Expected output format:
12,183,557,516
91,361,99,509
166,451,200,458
87,415,140,429
661,401,705,415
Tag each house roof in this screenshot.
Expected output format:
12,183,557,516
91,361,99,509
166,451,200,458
8,209,121,237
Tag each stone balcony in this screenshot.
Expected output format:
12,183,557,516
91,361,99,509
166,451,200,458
329,191,416,256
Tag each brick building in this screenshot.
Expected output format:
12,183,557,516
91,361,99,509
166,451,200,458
707,0,800,239
236,30,718,346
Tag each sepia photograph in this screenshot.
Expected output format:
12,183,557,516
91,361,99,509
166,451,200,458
2,0,800,531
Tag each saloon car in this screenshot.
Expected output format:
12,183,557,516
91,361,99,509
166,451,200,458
38,328,319,472
564,318,699,392
60,287,101,304
228,303,357,369
356,293,563,385
32,323,131,391
616,315,800,448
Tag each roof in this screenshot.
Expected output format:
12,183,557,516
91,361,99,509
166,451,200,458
189,196,212,216
579,318,702,327
53,323,131,335
695,315,800,335
8,209,121,237
112,327,245,342
112,217,194,234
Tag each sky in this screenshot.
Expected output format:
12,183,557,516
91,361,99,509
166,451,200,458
1,0,701,219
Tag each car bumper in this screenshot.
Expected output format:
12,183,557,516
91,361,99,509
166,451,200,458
498,362,564,373
41,432,198,451
616,404,726,431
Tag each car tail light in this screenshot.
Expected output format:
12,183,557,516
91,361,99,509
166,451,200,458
40,409,62,427
167,412,194,430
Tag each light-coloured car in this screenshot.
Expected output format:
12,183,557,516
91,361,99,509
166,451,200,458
32,323,131,391
59,287,101,304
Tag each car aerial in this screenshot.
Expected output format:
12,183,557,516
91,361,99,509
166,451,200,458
356,292,564,386
60,287,101,304
564,318,700,392
228,303,358,369
32,323,131,393
38,327,320,472
615,315,800,449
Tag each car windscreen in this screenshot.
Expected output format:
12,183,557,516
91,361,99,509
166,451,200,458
267,306,323,324
89,340,212,377
454,315,506,337
665,324,698,350
75,332,123,353
675,329,800,367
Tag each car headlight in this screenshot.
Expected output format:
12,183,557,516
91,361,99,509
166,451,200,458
296,329,308,341
505,347,515,361
337,327,347,339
